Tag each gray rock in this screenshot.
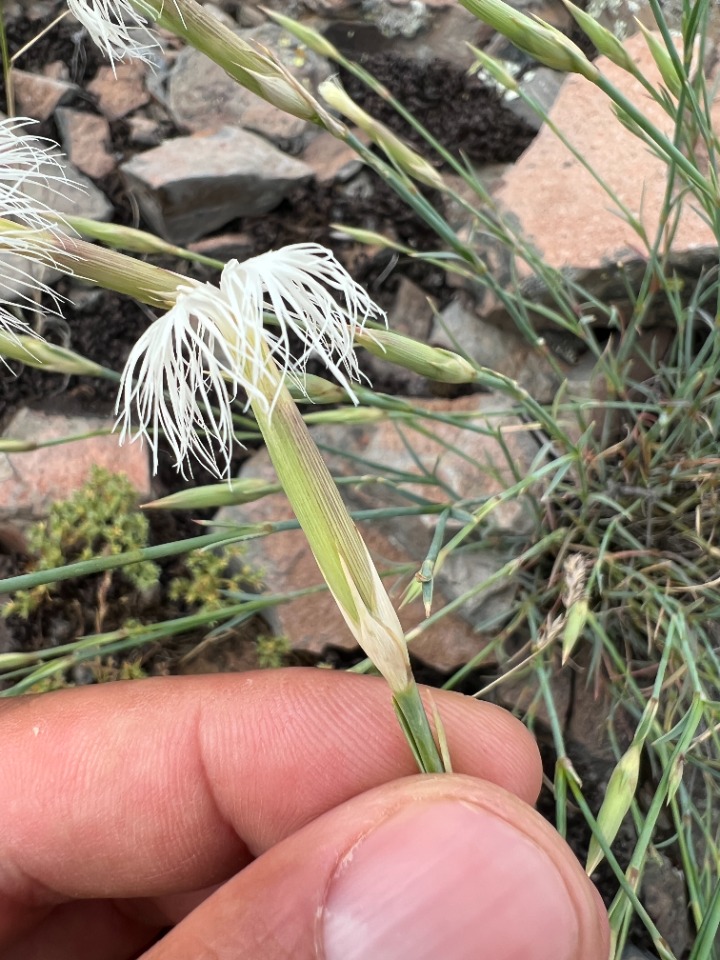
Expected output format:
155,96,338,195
120,125,314,244
641,854,692,958
621,947,660,960
323,4,488,68
361,0,431,39
505,66,565,132
431,295,561,402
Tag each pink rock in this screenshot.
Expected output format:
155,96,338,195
87,62,151,121
55,108,116,180
301,130,364,185
12,68,78,121
0,409,151,521
495,32,719,272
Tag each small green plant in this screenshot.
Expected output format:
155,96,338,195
255,633,292,669
168,546,264,613
4,466,159,619
3,468,267,682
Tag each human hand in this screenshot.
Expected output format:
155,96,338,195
0,669,609,959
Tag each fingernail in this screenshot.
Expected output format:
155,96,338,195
322,800,579,960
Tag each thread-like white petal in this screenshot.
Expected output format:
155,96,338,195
221,243,386,410
115,282,260,477
0,118,76,338
117,244,384,478
67,0,168,63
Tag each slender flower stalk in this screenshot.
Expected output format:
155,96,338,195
319,78,445,190
116,242,445,771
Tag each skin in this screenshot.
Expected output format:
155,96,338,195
0,668,610,959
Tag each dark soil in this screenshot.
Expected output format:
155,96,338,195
338,52,536,163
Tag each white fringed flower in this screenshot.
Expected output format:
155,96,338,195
67,0,168,63
0,118,74,338
116,243,385,477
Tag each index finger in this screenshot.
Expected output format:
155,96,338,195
0,670,541,932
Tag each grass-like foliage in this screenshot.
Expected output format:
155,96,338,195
0,0,718,954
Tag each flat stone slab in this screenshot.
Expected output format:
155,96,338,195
120,125,313,244
495,32,720,273
0,409,151,521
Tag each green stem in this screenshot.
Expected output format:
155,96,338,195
393,683,446,773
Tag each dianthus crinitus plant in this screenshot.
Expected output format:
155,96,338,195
0,107,446,773
115,244,447,773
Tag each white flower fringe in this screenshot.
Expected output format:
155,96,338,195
67,0,175,63
0,118,75,338
116,243,386,478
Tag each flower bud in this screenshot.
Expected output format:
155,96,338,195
330,225,412,254
287,374,348,404
303,408,386,426
561,0,636,73
561,596,589,664
666,753,685,804
64,216,191,255
586,742,641,874
355,328,477,383
0,438,37,452
319,79,445,190
0,332,114,378
459,0,598,80
142,478,280,510
636,22,682,97
0,651,38,669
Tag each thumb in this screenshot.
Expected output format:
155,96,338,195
146,775,610,960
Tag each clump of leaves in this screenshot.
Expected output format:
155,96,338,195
169,547,264,614
5,466,159,619
255,633,291,669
